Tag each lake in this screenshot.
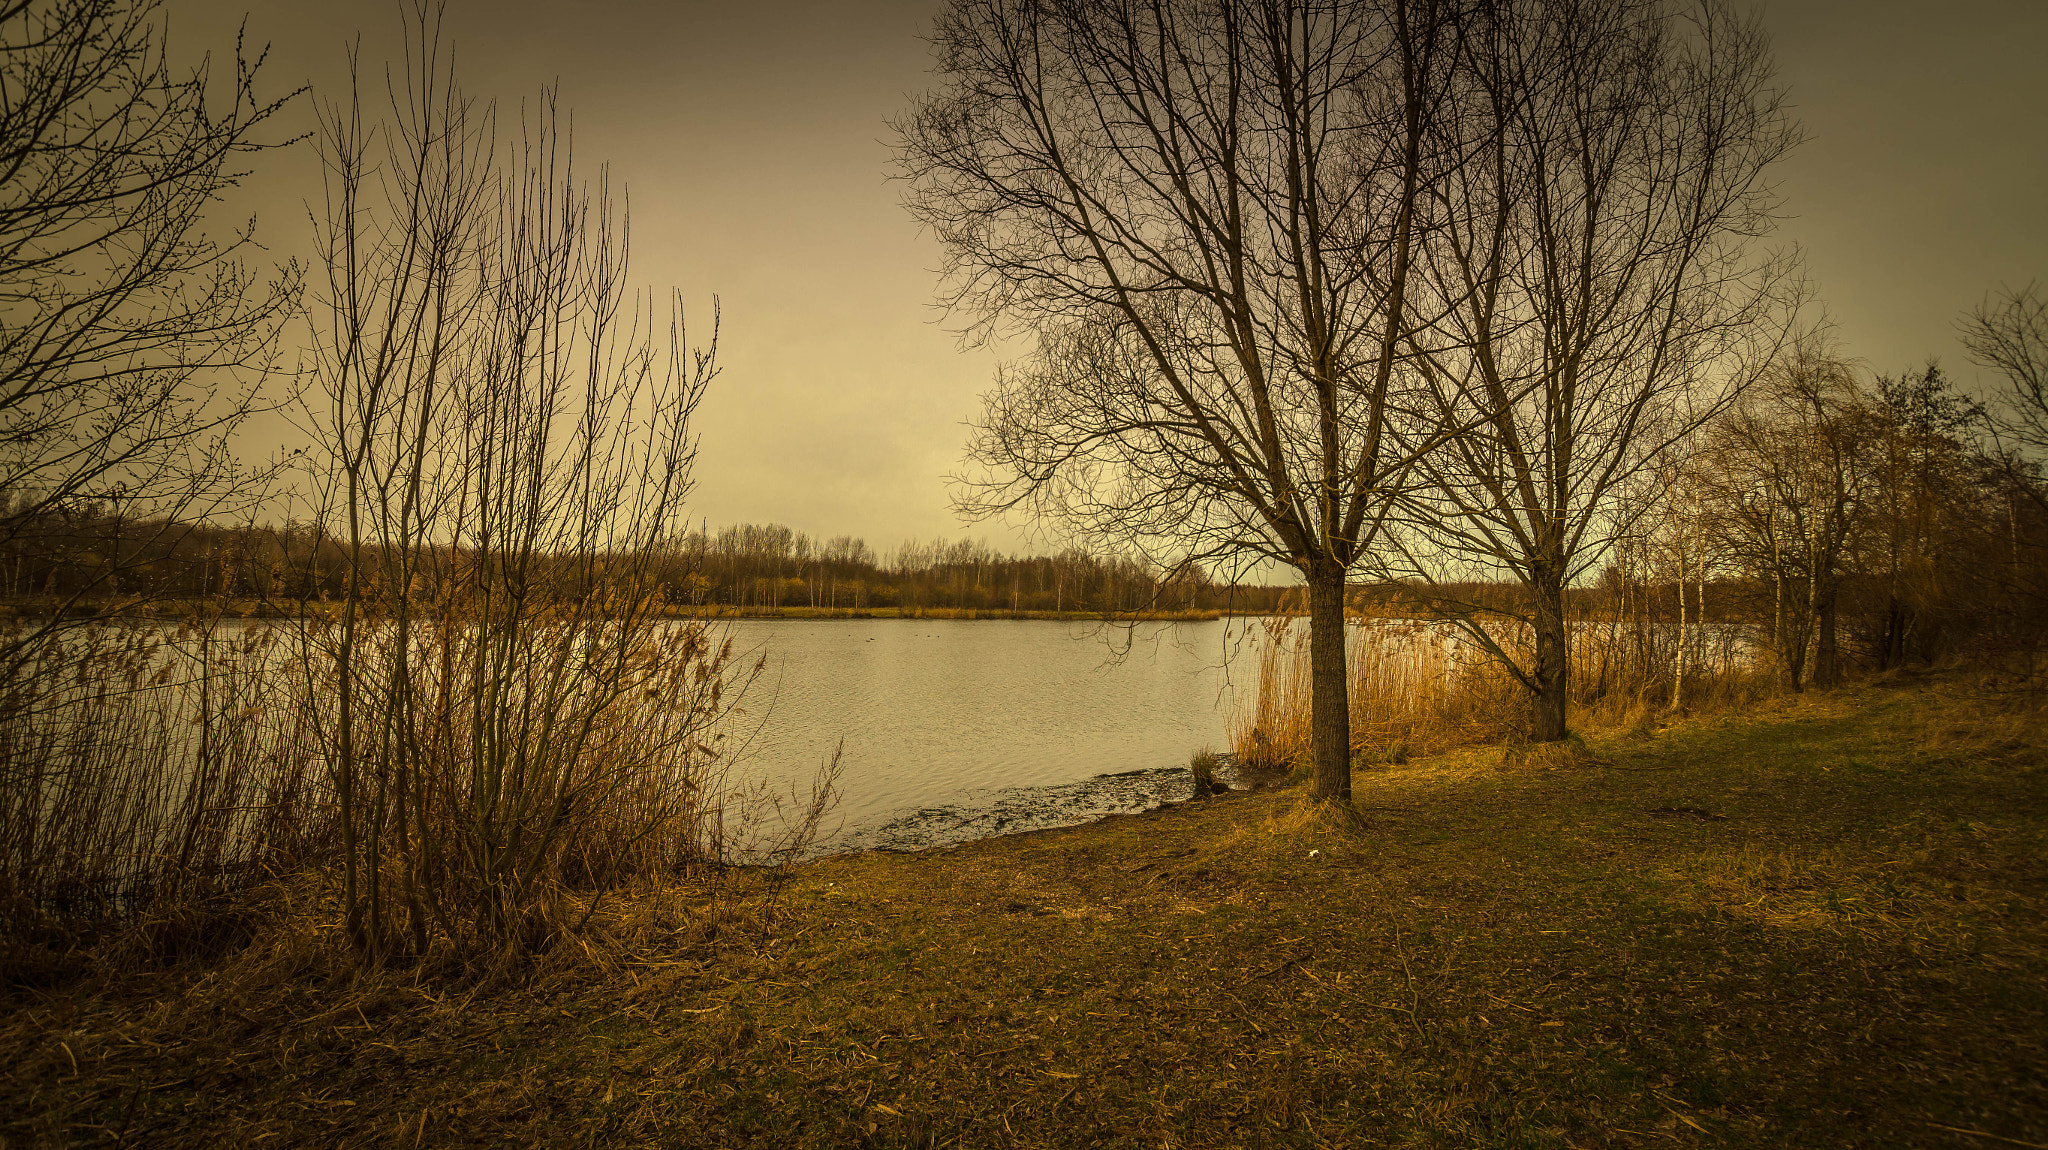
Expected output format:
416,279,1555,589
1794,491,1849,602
716,618,1254,855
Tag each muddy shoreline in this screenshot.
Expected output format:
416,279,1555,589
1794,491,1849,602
814,753,1280,858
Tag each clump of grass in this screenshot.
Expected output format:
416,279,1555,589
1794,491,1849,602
0,617,327,977
1499,732,1607,770
1259,791,1372,854
1228,616,1312,773
1187,747,1219,797
1230,617,1531,770
1347,619,1529,753
0,601,842,988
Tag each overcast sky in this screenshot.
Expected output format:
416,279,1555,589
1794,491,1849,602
180,0,2048,557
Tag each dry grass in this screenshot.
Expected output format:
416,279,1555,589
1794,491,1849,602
5,668,2043,1147
1229,616,1315,772
1232,617,1781,773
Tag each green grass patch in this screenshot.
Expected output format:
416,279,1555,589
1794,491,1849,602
5,672,2045,1147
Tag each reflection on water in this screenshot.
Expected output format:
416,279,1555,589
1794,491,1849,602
717,619,1250,854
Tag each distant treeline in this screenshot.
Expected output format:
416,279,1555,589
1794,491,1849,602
0,505,1724,621
658,525,1294,614
10,490,2039,665
0,510,1299,616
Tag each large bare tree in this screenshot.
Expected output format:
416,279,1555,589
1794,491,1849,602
1392,0,1799,740
897,0,1468,802
1960,284,2048,645
0,0,299,661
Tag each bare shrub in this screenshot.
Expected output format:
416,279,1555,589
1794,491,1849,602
289,7,839,967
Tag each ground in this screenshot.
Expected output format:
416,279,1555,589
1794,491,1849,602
4,669,2045,1148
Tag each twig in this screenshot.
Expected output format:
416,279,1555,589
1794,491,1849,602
1392,925,1424,1036
1481,991,1537,1013
114,1082,144,1141
1920,1122,2048,1149
1253,957,1301,980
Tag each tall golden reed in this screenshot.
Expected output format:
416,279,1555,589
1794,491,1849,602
1230,614,1773,770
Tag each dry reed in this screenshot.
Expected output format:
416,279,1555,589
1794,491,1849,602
0,616,322,970
0,605,839,983
1231,612,1778,770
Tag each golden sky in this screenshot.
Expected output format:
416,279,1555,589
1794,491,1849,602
177,0,2047,554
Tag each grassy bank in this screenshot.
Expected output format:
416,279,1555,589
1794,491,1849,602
5,670,2044,1148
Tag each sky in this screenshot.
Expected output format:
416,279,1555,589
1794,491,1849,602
177,0,2048,557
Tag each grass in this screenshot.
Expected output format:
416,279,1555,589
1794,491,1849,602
4,669,2045,1147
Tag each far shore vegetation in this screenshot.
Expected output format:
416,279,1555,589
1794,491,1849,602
0,595,1245,624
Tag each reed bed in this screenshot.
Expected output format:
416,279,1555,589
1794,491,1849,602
1231,613,1776,771
0,609,834,982
0,619,323,968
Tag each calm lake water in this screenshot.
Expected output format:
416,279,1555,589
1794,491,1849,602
717,619,1253,854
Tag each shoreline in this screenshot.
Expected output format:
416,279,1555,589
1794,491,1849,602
810,755,1274,861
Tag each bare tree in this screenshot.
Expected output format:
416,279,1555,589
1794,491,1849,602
0,0,299,660
897,0,1470,802
1391,0,1798,740
1962,283,2048,511
1695,344,1871,690
1959,286,2048,653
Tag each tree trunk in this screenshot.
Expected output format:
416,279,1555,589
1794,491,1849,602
1781,608,1807,693
1530,561,1570,742
1813,581,1840,687
1880,597,1908,669
1773,572,1805,693
1669,544,1686,713
1306,563,1351,803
